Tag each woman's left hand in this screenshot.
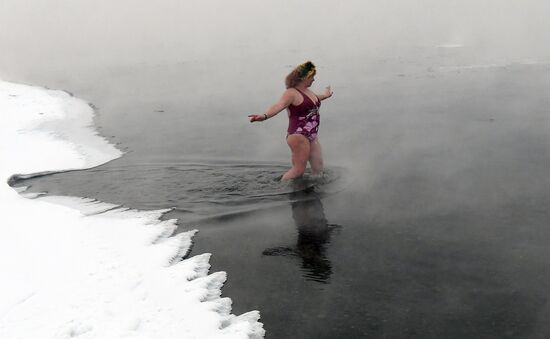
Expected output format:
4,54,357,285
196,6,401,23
323,85,333,98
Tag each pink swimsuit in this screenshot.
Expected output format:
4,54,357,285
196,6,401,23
287,88,321,141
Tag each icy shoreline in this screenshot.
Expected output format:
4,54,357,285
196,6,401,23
0,80,264,338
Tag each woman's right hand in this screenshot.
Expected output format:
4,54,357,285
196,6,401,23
248,114,265,123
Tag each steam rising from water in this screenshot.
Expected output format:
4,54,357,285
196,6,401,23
1,1,548,220
1,0,550,85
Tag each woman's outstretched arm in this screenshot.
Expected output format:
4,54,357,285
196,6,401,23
249,89,295,122
317,86,333,101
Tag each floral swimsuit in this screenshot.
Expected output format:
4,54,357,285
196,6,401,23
287,88,321,141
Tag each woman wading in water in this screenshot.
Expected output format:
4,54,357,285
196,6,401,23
249,61,333,180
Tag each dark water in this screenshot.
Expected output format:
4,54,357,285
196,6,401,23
11,61,550,338
13,160,345,224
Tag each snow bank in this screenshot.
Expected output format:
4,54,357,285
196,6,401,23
0,80,264,338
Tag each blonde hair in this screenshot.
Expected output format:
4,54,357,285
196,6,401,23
285,61,316,88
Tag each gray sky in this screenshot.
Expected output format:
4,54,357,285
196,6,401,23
1,0,549,77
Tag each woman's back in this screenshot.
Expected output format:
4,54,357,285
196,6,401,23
287,88,321,140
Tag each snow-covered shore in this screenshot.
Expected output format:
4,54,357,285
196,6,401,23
0,80,264,338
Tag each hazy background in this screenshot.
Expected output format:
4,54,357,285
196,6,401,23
2,0,550,69
2,0,550,178
3,0,550,220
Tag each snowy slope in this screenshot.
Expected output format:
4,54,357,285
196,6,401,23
0,80,264,339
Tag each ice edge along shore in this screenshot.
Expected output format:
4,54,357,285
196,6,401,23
0,80,264,339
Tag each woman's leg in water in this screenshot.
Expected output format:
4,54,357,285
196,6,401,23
309,138,324,175
282,134,310,180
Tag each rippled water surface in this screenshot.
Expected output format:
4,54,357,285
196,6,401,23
14,161,345,222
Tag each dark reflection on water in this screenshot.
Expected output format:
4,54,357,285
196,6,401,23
262,188,340,283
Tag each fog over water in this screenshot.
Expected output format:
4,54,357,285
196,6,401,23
4,1,550,338
2,1,550,171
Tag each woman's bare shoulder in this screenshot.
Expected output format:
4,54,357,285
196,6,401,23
282,88,302,106
281,88,299,100
283,87,302,99
283,87,299,95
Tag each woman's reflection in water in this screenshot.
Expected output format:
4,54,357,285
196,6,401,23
263,188,339,283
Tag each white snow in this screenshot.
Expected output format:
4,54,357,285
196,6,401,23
0,80,264,338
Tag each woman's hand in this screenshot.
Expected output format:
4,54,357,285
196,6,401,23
248,114,266,123
323,85,333,99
